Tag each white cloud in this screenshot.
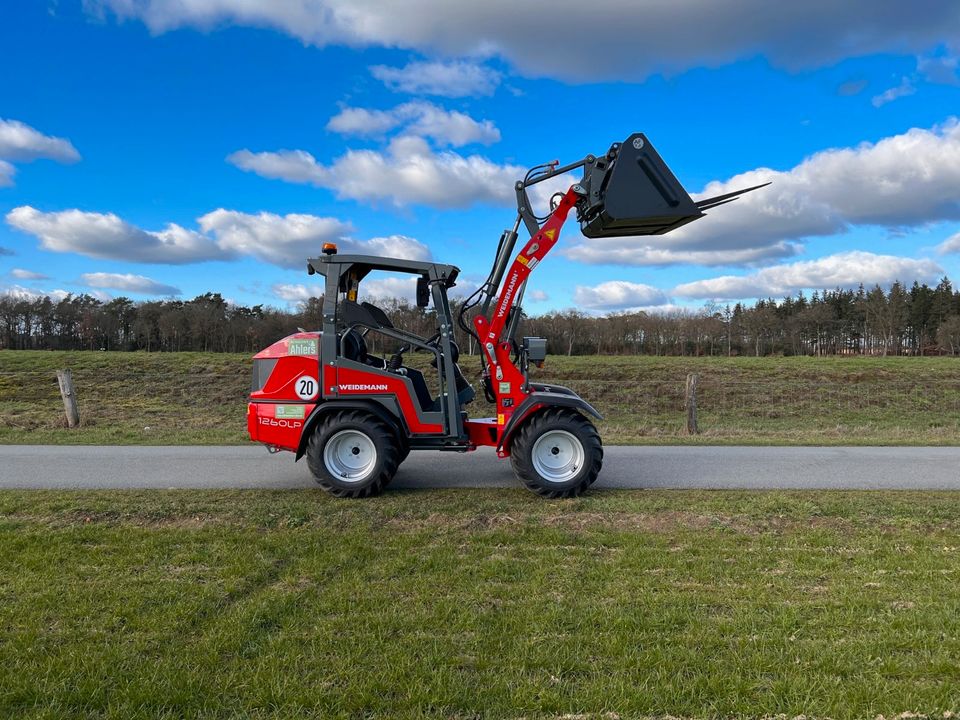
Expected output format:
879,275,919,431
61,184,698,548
200,209,430,268
635,304,689,316
87,1,960,82
226,149,321,184
229,135,522,208
0,119,80,188
350,235,432,261
573,281,670,311
9,268,49,280
872,77,915,107
7,206,427,269
937,231,960,254
81,272,181,296
273,278,416,305
528,289,549,302
6,206,224,263
275,273,481,306
275,276,417,305
565,119,960,267
564,242,801,267
327,101,500,146
0,119,80,163
0,160,15,188
918,51,959,86
360,276,419,303
362,274,481,302
403,105,499,146
272,283,320,303
370,60,501,97
197,210,355,268
327,107,401,136
673,251,942,300
1,284,71,302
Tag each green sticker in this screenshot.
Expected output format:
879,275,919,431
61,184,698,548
275,405,306,419
499,382,511,394
288,338,318,356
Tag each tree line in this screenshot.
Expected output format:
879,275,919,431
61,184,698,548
5,278,960,356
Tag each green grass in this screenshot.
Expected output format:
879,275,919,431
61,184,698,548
4,350,960,445
2,488,960,719
0,351,244,445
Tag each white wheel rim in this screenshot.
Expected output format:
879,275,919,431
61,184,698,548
531,430,585,483
323,429,377,482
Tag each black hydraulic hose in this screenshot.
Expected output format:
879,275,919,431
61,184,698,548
523,156,590,187
484,228,508,289
457,286,483,345
481,214,522,316
505,277,528,351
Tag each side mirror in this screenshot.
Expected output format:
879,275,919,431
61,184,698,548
416,276,431,308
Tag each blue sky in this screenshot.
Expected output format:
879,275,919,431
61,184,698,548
2,1,960,313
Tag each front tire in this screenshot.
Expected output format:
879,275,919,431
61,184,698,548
306,411,400,498
510,409,603,498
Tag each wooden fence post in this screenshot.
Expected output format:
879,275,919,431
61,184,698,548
685,373,699,435
56,369,80,428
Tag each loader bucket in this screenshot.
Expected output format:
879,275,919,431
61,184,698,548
580,133,767,238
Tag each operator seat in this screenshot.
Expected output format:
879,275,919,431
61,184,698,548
360,301,394,329
426,341,475,410
358,300,438,411
341,327,373,365
339,300,389,368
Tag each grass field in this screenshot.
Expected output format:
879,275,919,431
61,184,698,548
5,355,960,718
4,350,960,445
2,488,960,719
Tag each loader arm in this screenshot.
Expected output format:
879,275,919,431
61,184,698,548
475,185,580,348
467,132,767,455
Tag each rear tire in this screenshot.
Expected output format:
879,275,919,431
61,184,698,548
510,409,603,498
306,411,400,498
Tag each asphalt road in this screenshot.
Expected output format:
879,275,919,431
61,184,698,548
2,445,960,490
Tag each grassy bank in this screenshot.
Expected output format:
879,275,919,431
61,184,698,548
1,488,959,718
3,350,960,445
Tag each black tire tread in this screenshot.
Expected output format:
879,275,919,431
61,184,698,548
509,408,603,498
305,410,400,498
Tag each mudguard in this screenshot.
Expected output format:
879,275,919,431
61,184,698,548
294,399,407,461
498,386,602,453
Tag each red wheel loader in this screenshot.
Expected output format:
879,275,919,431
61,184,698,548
247,134,766,497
